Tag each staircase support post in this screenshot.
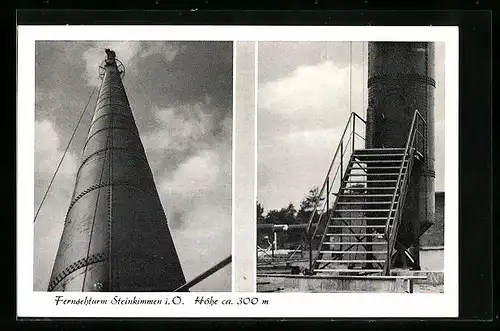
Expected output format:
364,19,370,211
340,141,344,179
326,175,330,215
308,230,313,274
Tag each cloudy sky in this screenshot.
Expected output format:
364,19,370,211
257,41,445,212
34,41,232,291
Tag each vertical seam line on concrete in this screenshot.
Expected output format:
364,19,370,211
425,43,429,225
81,72,111,292
108,69,115,290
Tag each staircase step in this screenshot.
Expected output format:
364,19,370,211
354,148,405,152
337,201,392,205
325,233,384,236
313,269,384,273
317,259,385,263
349,167,404,170
339,194,397,198
344,180,398,183
322,242,387,245
354,153,405,157
346,173,402,176
328,225,386,228
341,187,396,190
331,217,391,220
335,210,395,214
341,188,397,192
352,160,407,164
320,250,387,254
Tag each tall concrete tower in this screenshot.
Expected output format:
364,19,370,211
48,49,187,292
366,42,436,268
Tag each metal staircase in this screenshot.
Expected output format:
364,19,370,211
306,110,427,276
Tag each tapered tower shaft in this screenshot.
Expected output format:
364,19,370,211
48,49,186,292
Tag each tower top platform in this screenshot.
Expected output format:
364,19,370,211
99,48,125,80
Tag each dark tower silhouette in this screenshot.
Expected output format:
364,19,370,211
366,42,436,269
48,49,186,292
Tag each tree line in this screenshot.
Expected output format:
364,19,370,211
256,187,324,249
257,187,324,225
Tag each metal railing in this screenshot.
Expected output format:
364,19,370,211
383,109,427,275
306,112,366,272
257,244,306,265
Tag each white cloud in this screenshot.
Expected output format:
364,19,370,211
281,128,341,145
82,41,184,87
34,119,78,290
139,42,185,61
142,103,214,153
258,60,357,210
141,101,231,291
159,146,232,291
164,150,221,197
82,41,143,87
260,61,350,117
171,203,232,291
35,120,78,178
258,43,445,210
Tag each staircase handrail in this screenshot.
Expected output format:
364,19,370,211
383,109,426,275
305,113,352,235
308,135,350,243
305,112,366,272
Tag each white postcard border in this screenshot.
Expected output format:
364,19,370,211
17,25,459,318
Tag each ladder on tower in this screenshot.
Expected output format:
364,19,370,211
306,110,427,276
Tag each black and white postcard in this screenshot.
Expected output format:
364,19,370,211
17,25,459,318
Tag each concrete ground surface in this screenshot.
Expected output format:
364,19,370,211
413,284,444,293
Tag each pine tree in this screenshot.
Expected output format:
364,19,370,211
297,187,324,224
256,201,265,224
